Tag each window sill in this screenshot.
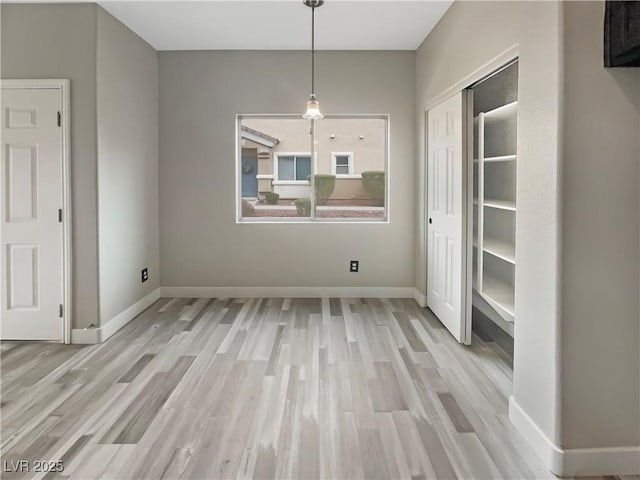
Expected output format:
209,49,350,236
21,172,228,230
237,217,389,224
272,180,310,185
334,174,362,179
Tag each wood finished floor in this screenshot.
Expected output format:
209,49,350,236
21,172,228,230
0,297,632,480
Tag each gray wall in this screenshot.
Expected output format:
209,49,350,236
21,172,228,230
1,4,160,329
159,51,416,290
1,4,99,329
96,8,160,324
416,1,563,445
561,1,640,449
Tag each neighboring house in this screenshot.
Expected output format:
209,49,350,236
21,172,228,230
240,117,386,200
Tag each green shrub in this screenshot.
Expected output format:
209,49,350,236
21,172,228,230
361,171,385,206
264,191,280,205
313,174,336,206
241,199,256,217
294,197,311,217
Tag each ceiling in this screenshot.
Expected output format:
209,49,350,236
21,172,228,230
94,1,453,51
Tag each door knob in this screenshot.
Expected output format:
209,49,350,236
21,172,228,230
428,218,432,224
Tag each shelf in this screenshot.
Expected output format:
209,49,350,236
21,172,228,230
483,238,515,264
481,275,515,321
483,101,517,123
473,75,518,328
473,155,516,163
484,154,516,163
483,199,516,211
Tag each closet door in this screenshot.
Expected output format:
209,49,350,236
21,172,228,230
426,92,470,344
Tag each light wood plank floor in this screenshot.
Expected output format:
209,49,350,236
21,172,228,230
0,297,633,479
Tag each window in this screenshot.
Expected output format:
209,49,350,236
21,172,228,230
332,153,354,176
277,154,312,181
238,115,388,222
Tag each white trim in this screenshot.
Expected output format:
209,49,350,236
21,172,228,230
161,286,414,299
241,129,278,148
413,288,427,307
272,180,310,186
236,114,390,223
71,288,160,344
509,396,640,476
274,152,313,182
509,396,563,473
239,218,389,225
256,174,274,180
1,79,72,344
418,50,520,346
425,45,520,111
70,325,100,345
331,152,354,176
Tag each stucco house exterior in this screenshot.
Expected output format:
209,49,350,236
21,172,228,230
240,117,386,201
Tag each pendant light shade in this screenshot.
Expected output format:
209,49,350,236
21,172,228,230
303,0,324,119
303,94,323,120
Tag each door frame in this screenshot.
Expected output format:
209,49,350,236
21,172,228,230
1,79,72,343
420,45,520,344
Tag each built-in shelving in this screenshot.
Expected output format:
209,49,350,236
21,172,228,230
483,101,517,122
484,199,516,211
483,238,516,264
472,90,517,328
482,274,515,322
473,199,517,211
485,154,516,163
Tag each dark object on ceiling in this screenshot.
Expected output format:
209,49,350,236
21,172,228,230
604,0,640,67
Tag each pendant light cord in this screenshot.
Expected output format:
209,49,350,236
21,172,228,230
311,3,315,95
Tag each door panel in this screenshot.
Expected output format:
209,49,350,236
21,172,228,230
427,92,469,344
6,145,38,222
1,88,63,340
7,244,39,309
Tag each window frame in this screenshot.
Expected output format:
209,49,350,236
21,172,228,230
331,152,356,177
273,152,313,184
236,113,390,224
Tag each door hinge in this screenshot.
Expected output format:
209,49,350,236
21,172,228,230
59,304,64,318
57,111,61,127
58,209,63,223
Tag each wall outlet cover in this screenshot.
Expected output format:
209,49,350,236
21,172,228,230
350,260,359,273
141,268,149,283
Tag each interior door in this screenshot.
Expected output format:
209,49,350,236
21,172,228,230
1,87,64,340
426,92,470,344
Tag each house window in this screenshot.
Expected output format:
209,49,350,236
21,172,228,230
332,153,354,176
237,114,388,222
277,155,312,181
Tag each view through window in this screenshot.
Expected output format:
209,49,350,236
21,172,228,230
238,115,388,221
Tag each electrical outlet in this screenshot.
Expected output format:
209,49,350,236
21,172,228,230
141,268,148,283
349,260,359,273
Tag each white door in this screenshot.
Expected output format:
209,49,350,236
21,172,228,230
1,87,64,340
426,92,470,344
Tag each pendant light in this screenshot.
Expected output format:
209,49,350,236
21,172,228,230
303,0,324,120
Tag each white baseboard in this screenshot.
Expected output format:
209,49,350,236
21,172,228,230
70,325,100,344
160,286,415,299
413,288,427,307
71,288,161,344
509,396,640,477
508,396,564,473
